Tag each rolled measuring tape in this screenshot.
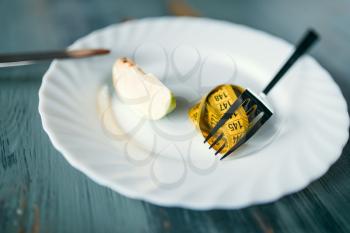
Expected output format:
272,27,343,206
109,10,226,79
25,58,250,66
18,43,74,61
188,84,253,154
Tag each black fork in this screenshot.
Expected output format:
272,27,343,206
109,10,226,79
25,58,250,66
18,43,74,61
204,29,319,160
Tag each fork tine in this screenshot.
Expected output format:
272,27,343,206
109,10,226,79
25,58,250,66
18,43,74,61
215,143,226,155
246,105,257,121
204,93,244,143
220,112,266,160
209,133,224,149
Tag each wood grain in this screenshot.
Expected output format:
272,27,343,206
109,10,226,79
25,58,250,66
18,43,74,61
0,0,349,232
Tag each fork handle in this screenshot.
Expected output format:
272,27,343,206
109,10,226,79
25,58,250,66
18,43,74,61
263,29,319,94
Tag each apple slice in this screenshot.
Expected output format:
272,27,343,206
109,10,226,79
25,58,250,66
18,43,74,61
112,57,176,120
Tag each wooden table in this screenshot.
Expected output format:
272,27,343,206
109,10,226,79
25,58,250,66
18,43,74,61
1,0,349,232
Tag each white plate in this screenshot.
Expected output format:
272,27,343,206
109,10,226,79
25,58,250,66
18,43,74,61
39,17,349,209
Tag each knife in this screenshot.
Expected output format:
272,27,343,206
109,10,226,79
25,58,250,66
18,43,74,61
0,49,110,68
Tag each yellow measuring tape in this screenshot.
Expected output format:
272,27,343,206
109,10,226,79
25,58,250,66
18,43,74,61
188,84,250,154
